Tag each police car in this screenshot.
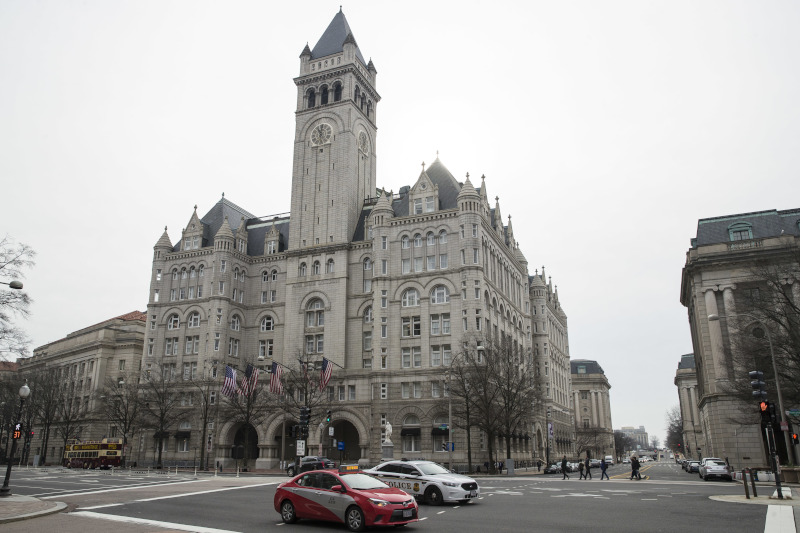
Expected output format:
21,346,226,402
363,460,480,505
273,464,418,532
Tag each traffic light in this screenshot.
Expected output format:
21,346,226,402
300,425,309,439
326,410,332,423
760,400,771,424
749,370,767,400
290,425,298,439
792,433,799,445
300,407,310,425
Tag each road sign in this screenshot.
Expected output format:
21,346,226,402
788,409,800,416
296,440,306,456
439,424,448,430
781,421,789,431
337,441,345,451
329,426,334,436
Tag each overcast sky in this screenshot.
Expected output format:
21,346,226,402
2,0,799,444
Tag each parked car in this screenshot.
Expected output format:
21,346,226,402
622,457,631,464
604,455,615,465
543,463,561,474
699,459,732,481
686,460,701,473
590,459,601,468
286,456,335,476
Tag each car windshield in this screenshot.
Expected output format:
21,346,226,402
415,463,451,475
710,461,727,466
343,473,390,490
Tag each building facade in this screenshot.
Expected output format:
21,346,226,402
571,359,614,460
619,426,649,450
680,208,800,465
674,353,705,460
17,311,146,464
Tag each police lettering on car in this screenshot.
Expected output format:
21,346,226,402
363,460,480,506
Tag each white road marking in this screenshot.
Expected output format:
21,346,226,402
80,503,123,510
41,479,208,499
70,511,241,533
133,481,279,503
764,505,795,533
437,511,447,515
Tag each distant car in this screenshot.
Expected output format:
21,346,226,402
543,464,561,474
699,459,732,481
604,455,615,465
274,465,418,531
686,461,701,473
622,457,631,464
286,456,335,476
590,459,601,468
363,460,480,505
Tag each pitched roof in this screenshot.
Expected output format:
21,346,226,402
192,197,256,251
311,9,367,65
693,208,800,247
678,353,696,369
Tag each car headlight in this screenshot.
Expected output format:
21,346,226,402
442,482,458,487
369,498,390,507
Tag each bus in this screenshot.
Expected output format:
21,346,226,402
63,437,124,469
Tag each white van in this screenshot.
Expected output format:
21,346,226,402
604,455,615,465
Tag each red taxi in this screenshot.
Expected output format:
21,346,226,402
274,464,419,531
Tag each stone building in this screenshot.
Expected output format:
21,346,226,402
17,311,146,463
571,359,614,460
619,426,649,450
680,208,800,465
674,353,705,460
142,9,573,469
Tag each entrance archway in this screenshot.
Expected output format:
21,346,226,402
233,424,259,470
323,420,360,464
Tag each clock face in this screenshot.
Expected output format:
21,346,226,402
311,123,332,146
358,131,369,153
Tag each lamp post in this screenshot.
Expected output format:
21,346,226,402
708,313,796,464
445,370,453,471
0,382,31,497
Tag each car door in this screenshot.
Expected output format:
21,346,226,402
399,465,425,498
317,473,352,522
288,473,319,518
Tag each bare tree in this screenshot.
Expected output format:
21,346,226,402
24,368,62,465
650,436,661,449
575,427,604,458
54,386,87,457
613,431,635,459
0,235,35,360
96,372,142,467
665,405,683,451
139,360,181,468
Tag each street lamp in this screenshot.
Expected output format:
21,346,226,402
445,370,453,471
708,313,797,464
0,381,31,497
0,281,23,290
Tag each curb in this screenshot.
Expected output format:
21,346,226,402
0,496,67,524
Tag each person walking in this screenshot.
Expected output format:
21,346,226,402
537,460,542,472
561,455,569,480
585,457,592,480
630,456,641,480
600,458,610,480
578,459,586,479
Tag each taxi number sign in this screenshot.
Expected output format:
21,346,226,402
296,440,306,456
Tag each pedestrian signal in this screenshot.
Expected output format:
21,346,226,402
792,433,799,445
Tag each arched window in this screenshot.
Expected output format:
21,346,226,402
306,299,324,327
172,269,178,280
404,414,420,425
401,236,410,249
190,266,196,278
233,268,239,281
300,262,307,276
261,316,274,331
402,414,421,452
367,100,372,116
431,285,450,304
413,234,422,247
167,314,180,330
271,269,278,281
321,85,329,105
262,271,269,282
402,288,420,307
188,312,200,328
230,315,241,331
326,259,335,273
363,257,372,270
181,268,187,280
333,82,342,102
307,88,316,108
439,230,448,243
354,86,360,103
364,306,373,323
198,265,204,277
313,261,321,275
426,232,435,246
360,94,366,110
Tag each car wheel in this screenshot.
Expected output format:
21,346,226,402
345,505,365,532
425,486,443,506
280,500,297,524
286,466,295,477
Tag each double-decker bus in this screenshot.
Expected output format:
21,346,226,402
63,437,123,469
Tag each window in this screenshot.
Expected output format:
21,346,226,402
185,336,199,354
401,288,419,307
439,254,448,269
431,285,450,304
381,236,387,250
364,258,372,270
326,259,335,273
401,236,409,249
401,316,421,337
425,196,434,212
431,313,450,335
220,260,226,273
427,255,436,270
118,360,125,371
262,271,269,282
230,315,240,331
313,261,320,275
431,346,441,366
442,345,451,366
170,289,176,301
472,224,478,237
414,257,422,272
474,280,481,299
381,259,387,275
261,291,268,304
348,385,356,400
473,248,479,263
306,299,324,327
259,339,273,359
300,262,307,276
181,268,187,280
338,386,345,401
439,230,448,243
401,259,410,274
381,290,387,308
214,333,220,351
363,330,372,351
261,316,274,331
432,381,441,397
363,278,372,292
198,265,204,276
413,234,422,247
228,338,240,356
426,232,435,246
156,269,162,281
413,198,422,214
189,312,200,328
271,270,278,281
168,315,180,329
364,307,373,323
270,290,276,302
218,281,225,294
172,269,178,280
210,391,216,405
728,222,753,241
381,317,387,338
580,391,589,399
154,289,159,302
147,338,154,356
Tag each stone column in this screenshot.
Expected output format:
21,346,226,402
597,392,606,430
704,289,728,380
591,392,599,427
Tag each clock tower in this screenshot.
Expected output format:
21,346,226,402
289,9,379,249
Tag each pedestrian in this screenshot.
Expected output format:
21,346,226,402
630,456,641,480
578,459,586,479
600,458,609,480
537,460,542,472
561,455,569,480
585,457,592,480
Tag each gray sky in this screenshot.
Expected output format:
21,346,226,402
2,0,799,444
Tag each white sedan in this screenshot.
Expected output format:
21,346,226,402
699,459,732,481
363,460,480,505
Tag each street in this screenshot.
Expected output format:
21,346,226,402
0,461,795,532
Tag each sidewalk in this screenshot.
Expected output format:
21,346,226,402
0,495,67,524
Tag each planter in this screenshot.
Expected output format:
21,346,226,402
780,467,800,483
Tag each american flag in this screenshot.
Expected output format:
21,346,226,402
269,361,283,394
319,357,333,392
220,366,239,397
241,364,259,396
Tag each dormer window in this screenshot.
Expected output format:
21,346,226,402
728,221,753,241
413,198,422,214
425,196,435,212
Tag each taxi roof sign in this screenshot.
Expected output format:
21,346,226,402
338,464,361,474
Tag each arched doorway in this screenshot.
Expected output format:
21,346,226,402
233,424,259,470
323,420,360,464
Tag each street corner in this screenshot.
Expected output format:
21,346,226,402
0,495,67,524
